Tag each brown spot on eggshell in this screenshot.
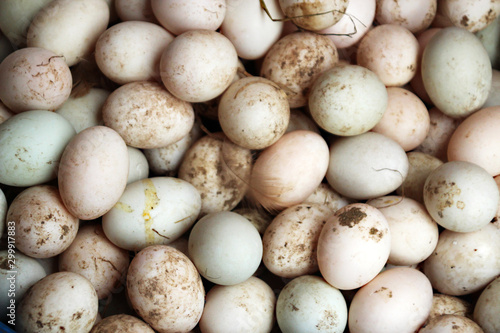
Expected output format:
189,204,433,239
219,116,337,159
337,207,367,228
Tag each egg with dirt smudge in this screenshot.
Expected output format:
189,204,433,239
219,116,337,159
102,177,201,251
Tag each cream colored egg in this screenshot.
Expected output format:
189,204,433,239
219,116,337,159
199,277,275,333
102,177,201,251
260,32,339,108
375,0,437,33
151,0,226,35
279,0,349,31
90,314,155,333
396,151,444,204
317,203,391,290
276,275,347,333
483,69,500,108
160,30,238,102
420,315,484,333
309,64,387,136
18,272,98,333
447,106,500,176
232,207,273,235
6,185,79,258
126,146,149,184
367,196,439,266
127,245,205,333
95,21,174,85
348,267,433,333
263,203,331,278
102,81,194,149
59,224,129,299
188,211,263,286
27,0,109,66
218,76,290,150
0,47,72,113
440,0,500,33
474,276,500,333
58,126,129,220
178,134,252,215
428,293,472,321
285,109,320,134
0,110,75,187
115,0,157,22
318,0,376,49
421,27,492,118
357,24,419,86
56,88,109,133
476,15,500,69
303,182,351,213
221,0,284,60
423,223,500,296
423,161,499,232
371,87,430,151
249,130,330,211
326,132,409,200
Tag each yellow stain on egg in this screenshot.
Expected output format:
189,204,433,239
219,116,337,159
143,179,160,245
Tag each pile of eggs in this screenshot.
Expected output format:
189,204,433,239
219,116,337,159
0,0,500,332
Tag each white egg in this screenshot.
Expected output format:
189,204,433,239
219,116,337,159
126,147,149,184
277,275,347,333
188,211,263,285
103,177,201,251
0,110,75,187
474,275,500,333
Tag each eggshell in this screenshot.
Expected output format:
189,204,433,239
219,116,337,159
232,207,273,235
115,0,157,23
421,27,492,118
303,182,350,213
0,47,72,113
474,275,500,333
348,267,433,333
249,130,329,211
371,87,430,151
318,0,376,49
6,185,79,258
420,314,483,333
279,0,348,31
260,31,339,108
308,64,387,136
375,0,437,33
440,0,500,33
221,0,284,60
102,177,201,251
423,222,500,296
218,76,290,149
90,314,155,333
151,0,226,35
95,21,174,85
27,0,110,66
127,245,204,332
263,203,331,278
178,134,252,215
423,161,499,232
160,30,238,102
126,146,149,184
483,69,500,108
56,88,109,133
199,276,275,333
0,110,75,187
58,126,129,220
18,272,98,333
326,132,409,200
428,294,472,321
447,106,500,176
188,211,263,285
396,151,444,204
0,251,47,320
276,275,347,333
476,15,500,69
367,196,439,266
59,224,129,299
143,121,203,176
102,81,195,149
0,0,52,47
317,203,391,290
285,109,320,134
415,107,462,161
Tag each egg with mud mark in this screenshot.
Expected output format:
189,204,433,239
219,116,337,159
317,203,391,290
102,177,201,251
